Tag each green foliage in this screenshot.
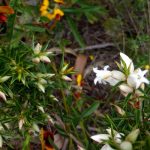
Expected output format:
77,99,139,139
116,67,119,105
0,0,150,149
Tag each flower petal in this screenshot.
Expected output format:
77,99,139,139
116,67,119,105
34,43,42,54
0,91,6,101
40,56,51,63
91,134,110,143
119,84,133,95
111,70,126,81
120,52,134,73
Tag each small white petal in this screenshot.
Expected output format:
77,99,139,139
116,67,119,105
120,52,134,73
37,106,45,113
32,57,40,63
37,83,45,93
91,134,110,143
101,144,115,150
127,69,149,89
104,65,110,70
46,51,53,55
19,118,25,130
34,43,42,54
62,75,72,81
0,91,6,101
40,56,51,63
141,77,149,85
0,76,11,83
93,67,99,74
112,104,126,116
39,78,47,85
94,77,101,85
32,123,40,133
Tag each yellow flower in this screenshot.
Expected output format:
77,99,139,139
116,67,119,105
77,74,82,86
43,0,49,7
47,8,64,20
54,0,64,4
40,5,48,12
41,10,49,16
53,8,64,20
145,65,150,70
89,55,94,61
40,0,49,15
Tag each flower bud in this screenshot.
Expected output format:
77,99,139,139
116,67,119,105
19,118,25,130
32,123,40,133
0,135,3,148
34,43,42,54
37,83,45,93
112,104,126,116
32,57,40,64
125,129,140,143
120,141,132,150
62,75,72,81
0,91,6,101
40,55,51,63
0,76,10,83
37,106,45,113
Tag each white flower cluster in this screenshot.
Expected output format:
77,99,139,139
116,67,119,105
93,53,149,97
32,43,52,64
90,128,140,150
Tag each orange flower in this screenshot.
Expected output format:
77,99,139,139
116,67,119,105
40,128,54,150
0,6,14,23
0,6,14,14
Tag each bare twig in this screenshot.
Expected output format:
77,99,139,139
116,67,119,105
48,43,115,55
74,43,115,52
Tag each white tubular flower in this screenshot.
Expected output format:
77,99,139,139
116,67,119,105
91,128,124,150
127,68,149,89
37,83,45,93
32,43,52,64
19,118,25,130
119,84,133,96
106,128,124,143
0,91,6,101
111,70,126,81
34,43,42,54
120,52,134,73
106,70,126,86
91,134,110,143
62,75,72,81
91,128,123,144
93,65,112,85
40,55,51,63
